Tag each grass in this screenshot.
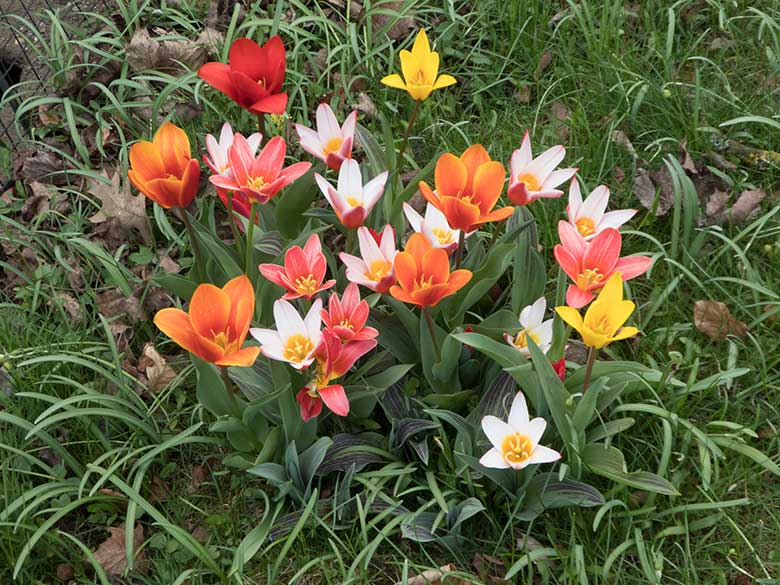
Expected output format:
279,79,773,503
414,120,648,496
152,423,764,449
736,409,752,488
1,0,780,583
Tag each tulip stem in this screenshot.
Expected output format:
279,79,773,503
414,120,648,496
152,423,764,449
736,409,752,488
454,230,466,270
245,202,258,277
582,346,597,393
423,307,441,362
178,208,203,282
226,192,244,259
396,99,421,171
221,366,242,418
345,228,355,254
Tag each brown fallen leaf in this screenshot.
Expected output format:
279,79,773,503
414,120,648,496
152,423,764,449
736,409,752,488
633,166,675,216
20,150,69,185
159,255,181,274
126,28,223,73
21,181,53,221
680,139,698,175
92,524,147,576
370,1,416,40
398,564,467,585
137,342,177,393
728,188,766,224
515,85,532,103
694,300,748,340
55,563,74,581
612,129,637,158
535,50,552,78
53,292,83,321
550,100,571,140
88,170,151,245
354,92,377,119
472,553,507,584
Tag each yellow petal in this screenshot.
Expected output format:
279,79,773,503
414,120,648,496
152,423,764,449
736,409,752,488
556,306,583,333
432,74,457,90
610,326,639,342
400,49,419,86
411,29,431,57
597,271,624,305
407,84,433,101
381,73,407,90
581,328,609,349
422,51,440,85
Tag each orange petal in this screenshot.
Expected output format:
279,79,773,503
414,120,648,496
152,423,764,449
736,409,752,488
154,308,220,362
154,122,191,176
434,153,467,197
471,205,514,227
389,285,418,306
411,282,451,307
421,247,450,285
418,181,441,209
143,176,185,209
460,144,490,180
188,283,231,338
440,196,481,232
129,141,165,183
223,275,255,344
393,250,418,292
472,160,506,212
178,158,201,208
405,232,433,264
446,269,472,295
216,346,261,367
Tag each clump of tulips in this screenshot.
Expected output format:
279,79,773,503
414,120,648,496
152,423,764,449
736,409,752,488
128,28,671,501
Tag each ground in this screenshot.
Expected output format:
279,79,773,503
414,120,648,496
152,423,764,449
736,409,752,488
1,1,779,584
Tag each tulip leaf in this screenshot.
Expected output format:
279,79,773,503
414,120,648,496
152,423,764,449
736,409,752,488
444,243,514,322
275,170,317,238
420,315,460,393
188,216,242,282
192,356,243,418
586,418,636,443
317,432,390,475
516,472,605,521
153,273,197,301
472,309,522,337
450,332,525,370
368,307,418,363
582,443,680,496
510,208,545,314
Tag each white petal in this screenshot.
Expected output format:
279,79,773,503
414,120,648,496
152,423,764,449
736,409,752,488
340,252,369,279
250,328,284,361
337,159,363,204
219,121,233,145
481,415,513,451
403,202,424,232
508,392,530,429
316,103,341,141
533,319,554,352
357,226,384,265
273,299,306,338
479,448,510,469
598,209,637,230
510,130,533,173
362,171,388,211
527,145,566,181
568,177,583,216
424,203,449,229
246,132,263,155
580,185,610,224
341,110,357,139
304,299,323,339
520,297,546,329
542,167,577,191
526,444,562,466
378,224,397,260
523,417,548,447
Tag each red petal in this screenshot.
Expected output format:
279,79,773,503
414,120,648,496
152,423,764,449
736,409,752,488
296,388,323,422
318,384,350,417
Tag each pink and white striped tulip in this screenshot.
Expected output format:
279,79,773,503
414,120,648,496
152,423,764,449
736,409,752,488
295,103,357,171
339,225,397,293
314,159,388,229
507,131,577,206
566,179,636,240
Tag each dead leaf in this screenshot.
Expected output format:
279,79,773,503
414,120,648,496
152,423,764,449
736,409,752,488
126,28,222,73
728,188,765,224
398,564,467,585
633,166,675,216
56,563,74,581
189,463,209,492
53,292,83,321
92,524,147,576
535,51,552,78
704,188,730,219
472,553,507,584
613,165,625,184
354,92,377,119
20,150,68,185
549,100,571,140
159,255,181,274
680,139,698,174
612,129,637,158
21,182,53,221
38,104,61,126
88,170,151,245
371,2,416,40
694,300,748,340
96,289,145,322
515,85,531,103
137,343,177,393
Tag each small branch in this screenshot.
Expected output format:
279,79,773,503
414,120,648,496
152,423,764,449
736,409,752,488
220,366,242,417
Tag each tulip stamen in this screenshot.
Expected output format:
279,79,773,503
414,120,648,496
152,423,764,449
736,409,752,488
512,328,540,350
294,274,319,295
283,334,315,364
516,172,540,192
364,259,392,281
576,268,605,290
322,137,343,156
575,217,596,237
501,432,533,465
247,176,268,190
432,228,454,245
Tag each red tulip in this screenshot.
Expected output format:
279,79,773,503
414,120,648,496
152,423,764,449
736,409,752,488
198,36,288,115
321,283,378,342
259,234,336,300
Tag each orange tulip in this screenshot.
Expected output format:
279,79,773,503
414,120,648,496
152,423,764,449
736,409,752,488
128,122,201,209
154,275,260,367
418,145,513,232
390,233,472,307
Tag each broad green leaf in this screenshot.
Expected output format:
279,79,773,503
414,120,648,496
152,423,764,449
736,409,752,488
275,170,317,238
444,243,514,322
582,443,680,496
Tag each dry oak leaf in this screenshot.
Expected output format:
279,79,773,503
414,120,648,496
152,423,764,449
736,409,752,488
88,170,151,244
92,523,147,576
137,342,177,393
694,300,748,340
634,166,675,216
398,564,468,585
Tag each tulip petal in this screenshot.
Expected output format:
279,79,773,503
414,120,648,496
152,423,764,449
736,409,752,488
249,92,288,115
565,285,595,309
223,275,254,343
422,247,450,285
508,391,530,429
472,160,506,211
555,305,584,331
296,388,323,422
418,181,441,209
197,62,234,97
189,284,231,339
583,228,622,274
527,444,562,465
154,308,210,360
316,103,341,141
432,73,456,90
381,73,407,90
599,209,637,230
613,255,652,281
215,346,261,367
319,384,349,416
154,122,190,176
440,196,481,232
435,153,468,198
479,448,510,469
129,141,166,184
481,415,513,451
580,185,610,224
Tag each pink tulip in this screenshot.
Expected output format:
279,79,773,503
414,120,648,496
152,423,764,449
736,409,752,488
322,283,378,342
259,234,336,300
314,159,388,229
295,103,357,171
339,225,397,294
507,131,577,206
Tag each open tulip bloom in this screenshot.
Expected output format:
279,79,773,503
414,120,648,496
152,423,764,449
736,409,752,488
209,135,310,205
128,122,201,209
554,221,652,309
250,298,323,370
503,297,554,356
419,145,514,233
259,234,336,300
556,272,639,349
390,233,472,308
321,283,378,342
402,202,468,255
154,275,259,367
204,122,261,175
295,103,357,171
507,131,577,207
339,225,398,293
314,159,388,229
198,36,288,115
381,28,456,101
480,391,562,470
296,330,377,421
566,179,637,240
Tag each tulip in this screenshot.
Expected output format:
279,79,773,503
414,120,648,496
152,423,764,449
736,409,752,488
322,283,378,342
551,358,566,381
554,221,652,308
128,122,201,209
565,178,636,240
296,330,376,421
507,131,577,206
250,298,323,370
339,225,398,293
402,202,467,255
153,275,259,367
419,145,513,233
503,297,554,356
555,272,639,349
390,233,472,308
314,160,388,229
381,29,456,101
295,104,357,171
480,391,562,470
209,135,311,205
204,122,262,175
198,36,288,115
259,234,336,300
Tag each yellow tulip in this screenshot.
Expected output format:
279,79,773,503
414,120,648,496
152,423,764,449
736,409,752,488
381,29,456,101
555,272,639,349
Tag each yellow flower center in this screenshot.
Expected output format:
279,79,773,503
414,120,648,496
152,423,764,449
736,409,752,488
432,228,454,245
516,172,540,192
211,330,238,354
247,176,267,190
364,259,391,281
339,319,354,330
294,274,319,295
576,268,605,290
415,275,435,289
410,68,428,85
586,313,615,337
322,137,343,156
513,328,539,350
501,433,533,465
257,78,266,87
283,334,314,364
346,196,362,208
575,217,596,237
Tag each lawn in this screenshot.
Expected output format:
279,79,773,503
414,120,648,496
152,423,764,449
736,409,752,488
1,0,779,583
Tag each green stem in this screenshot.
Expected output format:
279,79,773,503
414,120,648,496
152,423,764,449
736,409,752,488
423,307,441,362
487,220,503,250
177,208,203,282
245,202,258,277
258,113,268,137
582,346,598,393
345,228,355,255
454,229,466,270
220,366,242,418
396,99,421,172
226,192,244,258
